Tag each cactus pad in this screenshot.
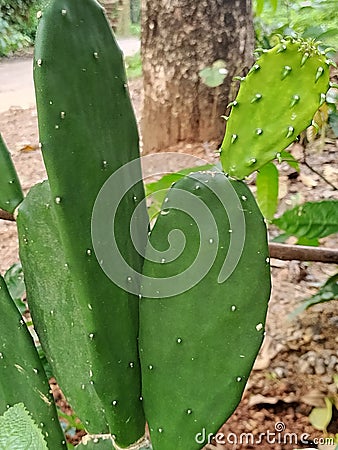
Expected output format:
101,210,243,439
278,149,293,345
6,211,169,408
33,0,147,445
0,275,66,449
139,171,271,450
220,37,331,179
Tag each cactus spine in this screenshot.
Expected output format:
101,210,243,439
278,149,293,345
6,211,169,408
221,37,331,179
140,171,271,450
0,275,66,449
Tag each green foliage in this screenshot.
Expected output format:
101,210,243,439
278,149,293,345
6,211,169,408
272,200,338,242
220,37,331,179
145,164,214,219
0,0,47,56
0,403,48,450
254,0,338,50
125,51,142,79
293,273,338,316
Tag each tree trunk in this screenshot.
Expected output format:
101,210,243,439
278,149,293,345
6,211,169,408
141,0,255,153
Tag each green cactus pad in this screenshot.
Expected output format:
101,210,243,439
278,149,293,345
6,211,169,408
139,171,271,450
17,181,111,434
33,0,147,445
0,133,23,213
221,38,331,179
0,275,66,449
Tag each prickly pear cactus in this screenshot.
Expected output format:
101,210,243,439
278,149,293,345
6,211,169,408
139,171,271,450
221,37,331,179
0,275,66,449
0,133,23,213
31,0,147,446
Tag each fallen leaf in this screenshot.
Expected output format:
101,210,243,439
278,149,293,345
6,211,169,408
19,144,40,153
248,393,297,407
301,390,326,407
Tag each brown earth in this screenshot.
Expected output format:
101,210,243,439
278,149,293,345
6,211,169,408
0,76,338,449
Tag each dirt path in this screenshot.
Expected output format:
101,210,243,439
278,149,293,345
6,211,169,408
0,37,140,112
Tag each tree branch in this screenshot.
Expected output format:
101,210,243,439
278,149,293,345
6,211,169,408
269,242,338,264
0,209,15,221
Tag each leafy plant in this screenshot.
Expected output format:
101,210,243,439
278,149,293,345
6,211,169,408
272,200,338,244
0,1,333,449
125,51,142,79
254,0,338,50
292,273,338,316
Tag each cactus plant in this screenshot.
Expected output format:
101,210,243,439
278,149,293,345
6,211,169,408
0,1,333,448
220,37,331,179
139,171,271,449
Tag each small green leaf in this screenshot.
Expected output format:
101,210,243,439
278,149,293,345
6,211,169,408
271,233,290,243
292,273,338,316
309,397,333,432
199,60,228,88
145,164,215,218
296,236,320,247
145,164,214,197
0,403,48,450
279,150,300,172
256,162,279,220
273,200,338,240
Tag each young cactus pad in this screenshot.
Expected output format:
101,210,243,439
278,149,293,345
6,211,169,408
220,37,331,179
0,275,66,449
33,0,147,445
0,133,23,213
139,171,271,450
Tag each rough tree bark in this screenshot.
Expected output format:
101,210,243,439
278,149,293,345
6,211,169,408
141,0,255,153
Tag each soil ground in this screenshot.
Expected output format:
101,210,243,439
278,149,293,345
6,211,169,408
0,53,337,449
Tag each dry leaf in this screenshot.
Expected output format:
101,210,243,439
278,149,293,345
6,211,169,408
19,144,40,153
301,390,326,407
300,173,318,188
248,393,297,407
